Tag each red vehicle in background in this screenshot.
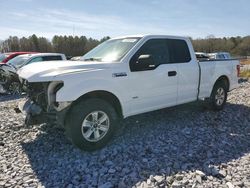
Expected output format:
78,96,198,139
0,52,38,63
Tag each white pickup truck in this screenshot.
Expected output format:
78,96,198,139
17,35,240,150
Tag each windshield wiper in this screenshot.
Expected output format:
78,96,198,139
83,57,102,62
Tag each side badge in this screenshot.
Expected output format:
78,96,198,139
112,72,127,77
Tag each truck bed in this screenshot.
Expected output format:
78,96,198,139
198,59,239,99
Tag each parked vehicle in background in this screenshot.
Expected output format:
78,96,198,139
18,35,239,151
70,56,82,61
66,56,73,60
0,52,38,63
0,53,66,94
6,53,66,70
195,52,209,61
208,52,231,60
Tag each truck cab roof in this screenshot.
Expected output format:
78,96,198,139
112,34,189,40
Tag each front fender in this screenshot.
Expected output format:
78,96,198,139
55,78,129,115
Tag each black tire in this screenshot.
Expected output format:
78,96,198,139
209,81,228,111
65,98,118,151
8,82,22,95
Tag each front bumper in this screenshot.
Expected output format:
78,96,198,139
18,99,69,127
18,99,52,125
18,99,42,115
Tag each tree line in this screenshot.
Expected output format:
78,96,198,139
0,34,250,57
191,35,250,56
0,34,110,57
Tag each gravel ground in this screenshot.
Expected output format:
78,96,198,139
0,81,250,188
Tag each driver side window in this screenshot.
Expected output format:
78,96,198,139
129,39,170,72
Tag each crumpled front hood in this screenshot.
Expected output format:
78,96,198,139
18,60,114,82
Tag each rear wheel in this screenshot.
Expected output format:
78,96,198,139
65,98,118,151
209,81,228,111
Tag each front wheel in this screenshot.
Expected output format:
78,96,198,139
209,82,228,111
65,98,118,151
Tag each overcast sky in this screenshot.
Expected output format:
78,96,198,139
0,0,249,40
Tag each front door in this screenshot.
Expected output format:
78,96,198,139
127,39,178,115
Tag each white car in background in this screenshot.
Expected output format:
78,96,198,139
1,53,66,75
195,52,210,61
6,53,66,70
70,56,82,61
0,53,66,94
208,52,231,60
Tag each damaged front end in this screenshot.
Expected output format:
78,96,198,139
18,81,71,127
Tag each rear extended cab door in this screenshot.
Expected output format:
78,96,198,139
176,39,200,104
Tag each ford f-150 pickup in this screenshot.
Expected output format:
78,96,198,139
17,35,240,150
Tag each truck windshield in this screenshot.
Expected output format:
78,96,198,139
81,37,141,62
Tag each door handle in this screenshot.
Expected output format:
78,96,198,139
168,71,177,77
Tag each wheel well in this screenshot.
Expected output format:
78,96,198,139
73,90,123,119
215,76,230,91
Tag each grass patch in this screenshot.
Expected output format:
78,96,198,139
240,70,250,77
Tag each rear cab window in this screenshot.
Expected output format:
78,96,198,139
167,39,191,63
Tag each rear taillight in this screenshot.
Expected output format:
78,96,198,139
237,65,240,77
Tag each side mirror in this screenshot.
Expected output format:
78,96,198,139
134,54,155,71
